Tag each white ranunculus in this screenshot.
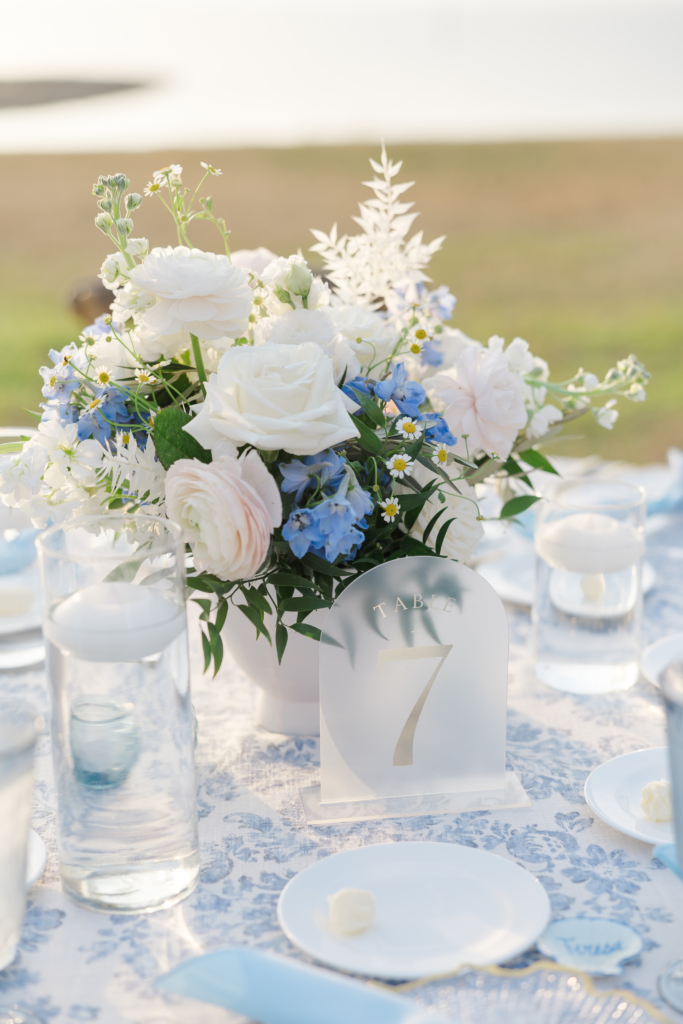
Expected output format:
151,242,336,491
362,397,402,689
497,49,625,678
261,309,360,384
127,246,252,343
183,342,359,456
261,255,331,315
165,452,282,581
327,305,396,367
433,346,527,460
400,460,484,562
231,247,278,277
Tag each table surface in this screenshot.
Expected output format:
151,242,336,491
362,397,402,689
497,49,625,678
2,508,683,1024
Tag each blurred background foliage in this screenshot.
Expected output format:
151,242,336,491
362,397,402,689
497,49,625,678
0,139,681,462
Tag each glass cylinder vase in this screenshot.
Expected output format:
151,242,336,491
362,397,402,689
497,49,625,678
37,513,199,914
533,479,646,694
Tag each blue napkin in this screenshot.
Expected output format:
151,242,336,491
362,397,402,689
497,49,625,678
647,448,683,516
654,844,681,879
155,946,449,1024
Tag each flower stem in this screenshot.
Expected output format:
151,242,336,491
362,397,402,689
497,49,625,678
190,334,207,397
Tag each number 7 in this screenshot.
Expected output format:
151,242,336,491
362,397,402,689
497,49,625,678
376,645,453,766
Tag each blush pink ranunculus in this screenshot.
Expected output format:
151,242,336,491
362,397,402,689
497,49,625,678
433,345,527,460
165,451,282,581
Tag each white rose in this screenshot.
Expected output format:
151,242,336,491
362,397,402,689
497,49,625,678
132,325,191,363
165,452,282,582
327,305,397,367
261,309,360,385
433,346,527,460
231,247,278,280
399,460,484,562
127,246,252,343
183,342,359,456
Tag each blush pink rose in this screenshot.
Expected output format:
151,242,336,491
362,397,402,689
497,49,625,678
165,451,282,581
433,346,527,460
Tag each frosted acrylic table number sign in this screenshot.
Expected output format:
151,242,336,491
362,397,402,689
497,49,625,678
300,556,530,824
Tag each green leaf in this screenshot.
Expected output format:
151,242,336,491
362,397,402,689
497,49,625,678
422,505,448,544
349,387,386,428
236,603,272,644
103,555,146,584
276,622,288,664
499,494,541,519
404,432,425,461
517,448,560,476
353,417,383,455
501,456,532,489
268,572,316,590
435,517,457,556
398,487,438,511
302,553,352,577
201,630,212,672
207,622,224,675
214,598,228,633
242,587,272,616
153,406,212,470
290,622,322,642
280,596,332,612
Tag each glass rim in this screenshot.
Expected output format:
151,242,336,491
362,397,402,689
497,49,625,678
0,699,42,757
36,511,184,562
543,478,646,512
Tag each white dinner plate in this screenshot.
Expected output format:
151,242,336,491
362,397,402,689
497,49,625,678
584,748,674,845
477,551,656,609
641,632,683,688
26,828,47,888
277,841,550,980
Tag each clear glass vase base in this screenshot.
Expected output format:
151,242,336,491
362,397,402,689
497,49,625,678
61,854,199,914
659,958,683,1013
535,660,639,695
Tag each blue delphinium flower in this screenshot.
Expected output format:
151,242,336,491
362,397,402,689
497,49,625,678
420,413,457,446
310,496,364,562
341,375,378,411
78,388,132,445
280,450,345,502
374,363,426,417
425,284,457,321
282,509,322,559
420,340,443,367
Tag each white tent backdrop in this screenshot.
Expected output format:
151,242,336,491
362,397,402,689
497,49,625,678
1,0,682,152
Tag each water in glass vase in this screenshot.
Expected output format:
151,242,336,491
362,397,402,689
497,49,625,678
45,582,199,914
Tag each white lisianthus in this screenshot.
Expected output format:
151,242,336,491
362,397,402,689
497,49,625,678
399,460,483,562
165,452,282,581
327,305,396,368
261,309,360,385
231,247,278,277
433,346,527,460
261,255,330,315
126,246,252,343
183,342,360,457
527,404,563,440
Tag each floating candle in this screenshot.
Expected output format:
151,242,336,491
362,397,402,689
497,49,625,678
535,513,644,574
45,581,185,662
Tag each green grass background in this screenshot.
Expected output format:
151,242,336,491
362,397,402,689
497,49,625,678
0,140,681,462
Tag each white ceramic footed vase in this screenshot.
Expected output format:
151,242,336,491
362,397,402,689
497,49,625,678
223,609,327,736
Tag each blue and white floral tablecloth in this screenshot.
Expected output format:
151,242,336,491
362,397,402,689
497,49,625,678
2,509,683,1023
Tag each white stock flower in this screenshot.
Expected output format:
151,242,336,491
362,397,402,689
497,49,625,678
400,461,483,562
26,482,91,529
165,452,282,582
183,342,359,457
231,248,278,276
261,255,330,315
327,305,396,367
433,346,527,460
0,440,49,507
33,421,104,487
526,404,563,440
261,308,360,385
594,400,619,429
99,240,149,291
127,246,252,343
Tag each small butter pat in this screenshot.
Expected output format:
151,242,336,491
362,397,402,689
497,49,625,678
640,779,672,822
327,887,375,935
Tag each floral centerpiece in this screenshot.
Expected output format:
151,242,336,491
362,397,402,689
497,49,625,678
0,150,649,672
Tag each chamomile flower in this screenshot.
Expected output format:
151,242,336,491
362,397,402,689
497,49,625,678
379,497,401,522
395,416,423,440
88,396,103,411
201,162,223,176
135,368,158,385
406,325,430,356
431,443,449,466
144,180,164,197
386,453,413,479
93,366,113,387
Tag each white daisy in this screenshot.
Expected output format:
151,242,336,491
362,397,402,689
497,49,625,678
143,180,164,197
386,453,413,479
379,497,401,522
201,162,223,176
395,416,423,440
135,368,158,385
94,366,113,387
431,443,450,466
